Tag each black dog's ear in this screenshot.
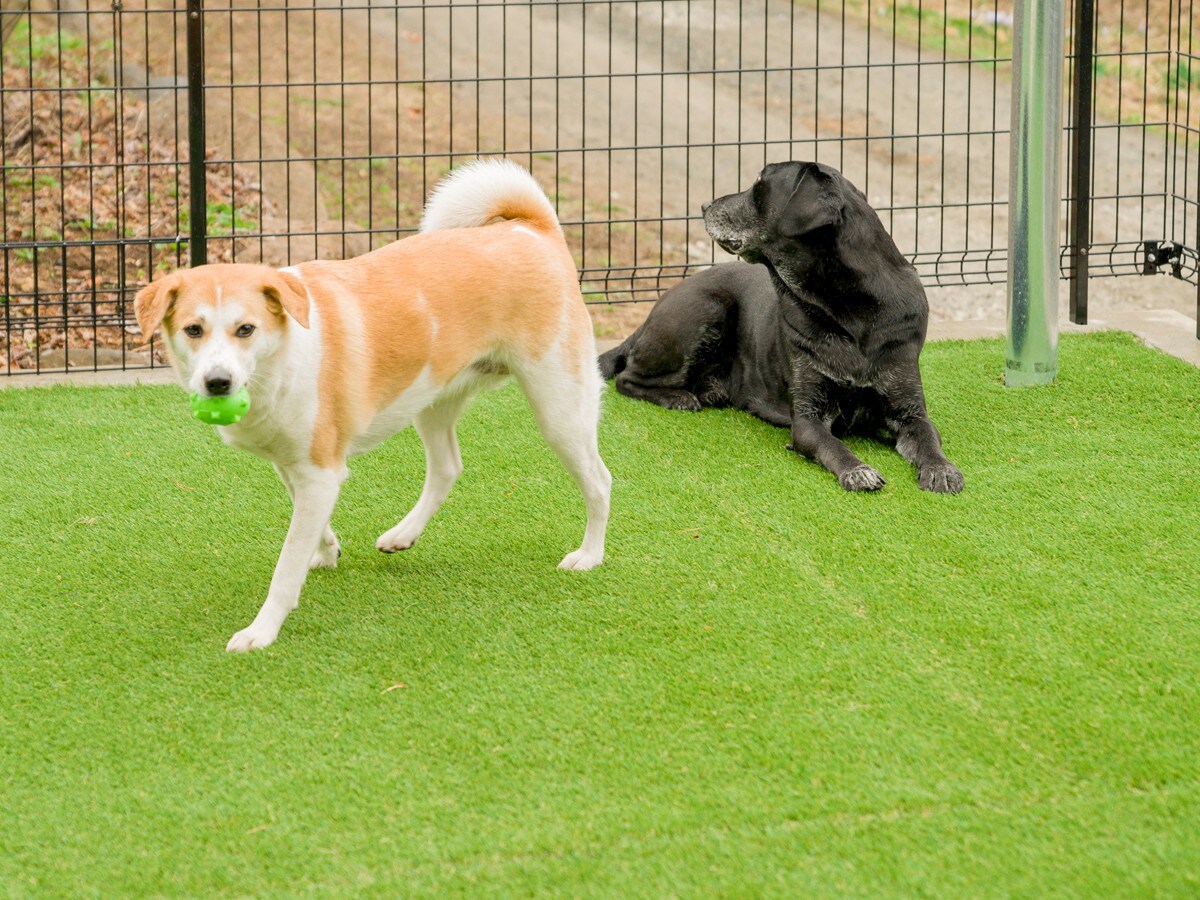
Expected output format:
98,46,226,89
779,167,844,238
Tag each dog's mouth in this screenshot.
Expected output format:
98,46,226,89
715,236,764,263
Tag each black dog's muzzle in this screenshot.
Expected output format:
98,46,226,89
703,199,742,245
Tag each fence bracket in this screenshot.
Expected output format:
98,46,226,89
1142,240,1184,278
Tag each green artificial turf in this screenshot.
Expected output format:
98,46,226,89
1,331,1198,895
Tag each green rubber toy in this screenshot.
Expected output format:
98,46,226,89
189,386,252,425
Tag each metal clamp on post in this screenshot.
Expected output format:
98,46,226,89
1142,240,1184,278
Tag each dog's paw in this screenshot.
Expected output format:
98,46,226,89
376,522,420,553
839,464,886,492
558,548,604,571
226,623,279,653
310,537,341,569
665,390,702,412
919,463,964,494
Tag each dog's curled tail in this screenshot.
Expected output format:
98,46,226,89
420,158,560,235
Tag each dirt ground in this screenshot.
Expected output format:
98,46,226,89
269,0,1197,333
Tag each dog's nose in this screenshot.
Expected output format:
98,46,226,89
205,369,233,396
701,201,711,214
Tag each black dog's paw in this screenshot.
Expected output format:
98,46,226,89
665,390,703,412
919,463,964,494
839,464,886,492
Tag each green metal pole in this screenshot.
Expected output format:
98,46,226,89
1006,0,1064,387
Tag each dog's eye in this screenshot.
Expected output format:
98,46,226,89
235,324,256,338
183,324,203,338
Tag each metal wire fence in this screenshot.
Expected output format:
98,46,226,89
1076,0,1200,295
1,0,1196,375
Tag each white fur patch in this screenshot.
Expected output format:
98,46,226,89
348,366,441,455
183,301,254,396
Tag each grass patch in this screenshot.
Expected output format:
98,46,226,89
1,332,1198,894
4,19,84,69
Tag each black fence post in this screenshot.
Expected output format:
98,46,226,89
186,0,207,268
1067,0,1094,325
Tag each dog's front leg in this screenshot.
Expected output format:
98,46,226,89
274,463,341,568
888,413,964,493
787,372,884,491
788,415,885,491
879,365,964,494
226,464,344,652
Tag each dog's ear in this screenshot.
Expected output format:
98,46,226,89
263,270,310,328
779,167,844,238
134,272,182,338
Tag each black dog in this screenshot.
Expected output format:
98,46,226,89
599,161,963,493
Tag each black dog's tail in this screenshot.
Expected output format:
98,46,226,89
598,328,641,379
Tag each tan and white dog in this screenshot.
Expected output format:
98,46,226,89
135,160,611,652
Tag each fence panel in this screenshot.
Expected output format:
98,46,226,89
1,0,1195,375
1,2,194,373
1081,0,1199,286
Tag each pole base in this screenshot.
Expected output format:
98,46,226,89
1004,357,1058,387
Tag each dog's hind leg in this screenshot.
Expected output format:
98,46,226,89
610,295,732,413
614,372,703,412
515,343,611,571
275,463,340,568
375,390,473,553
